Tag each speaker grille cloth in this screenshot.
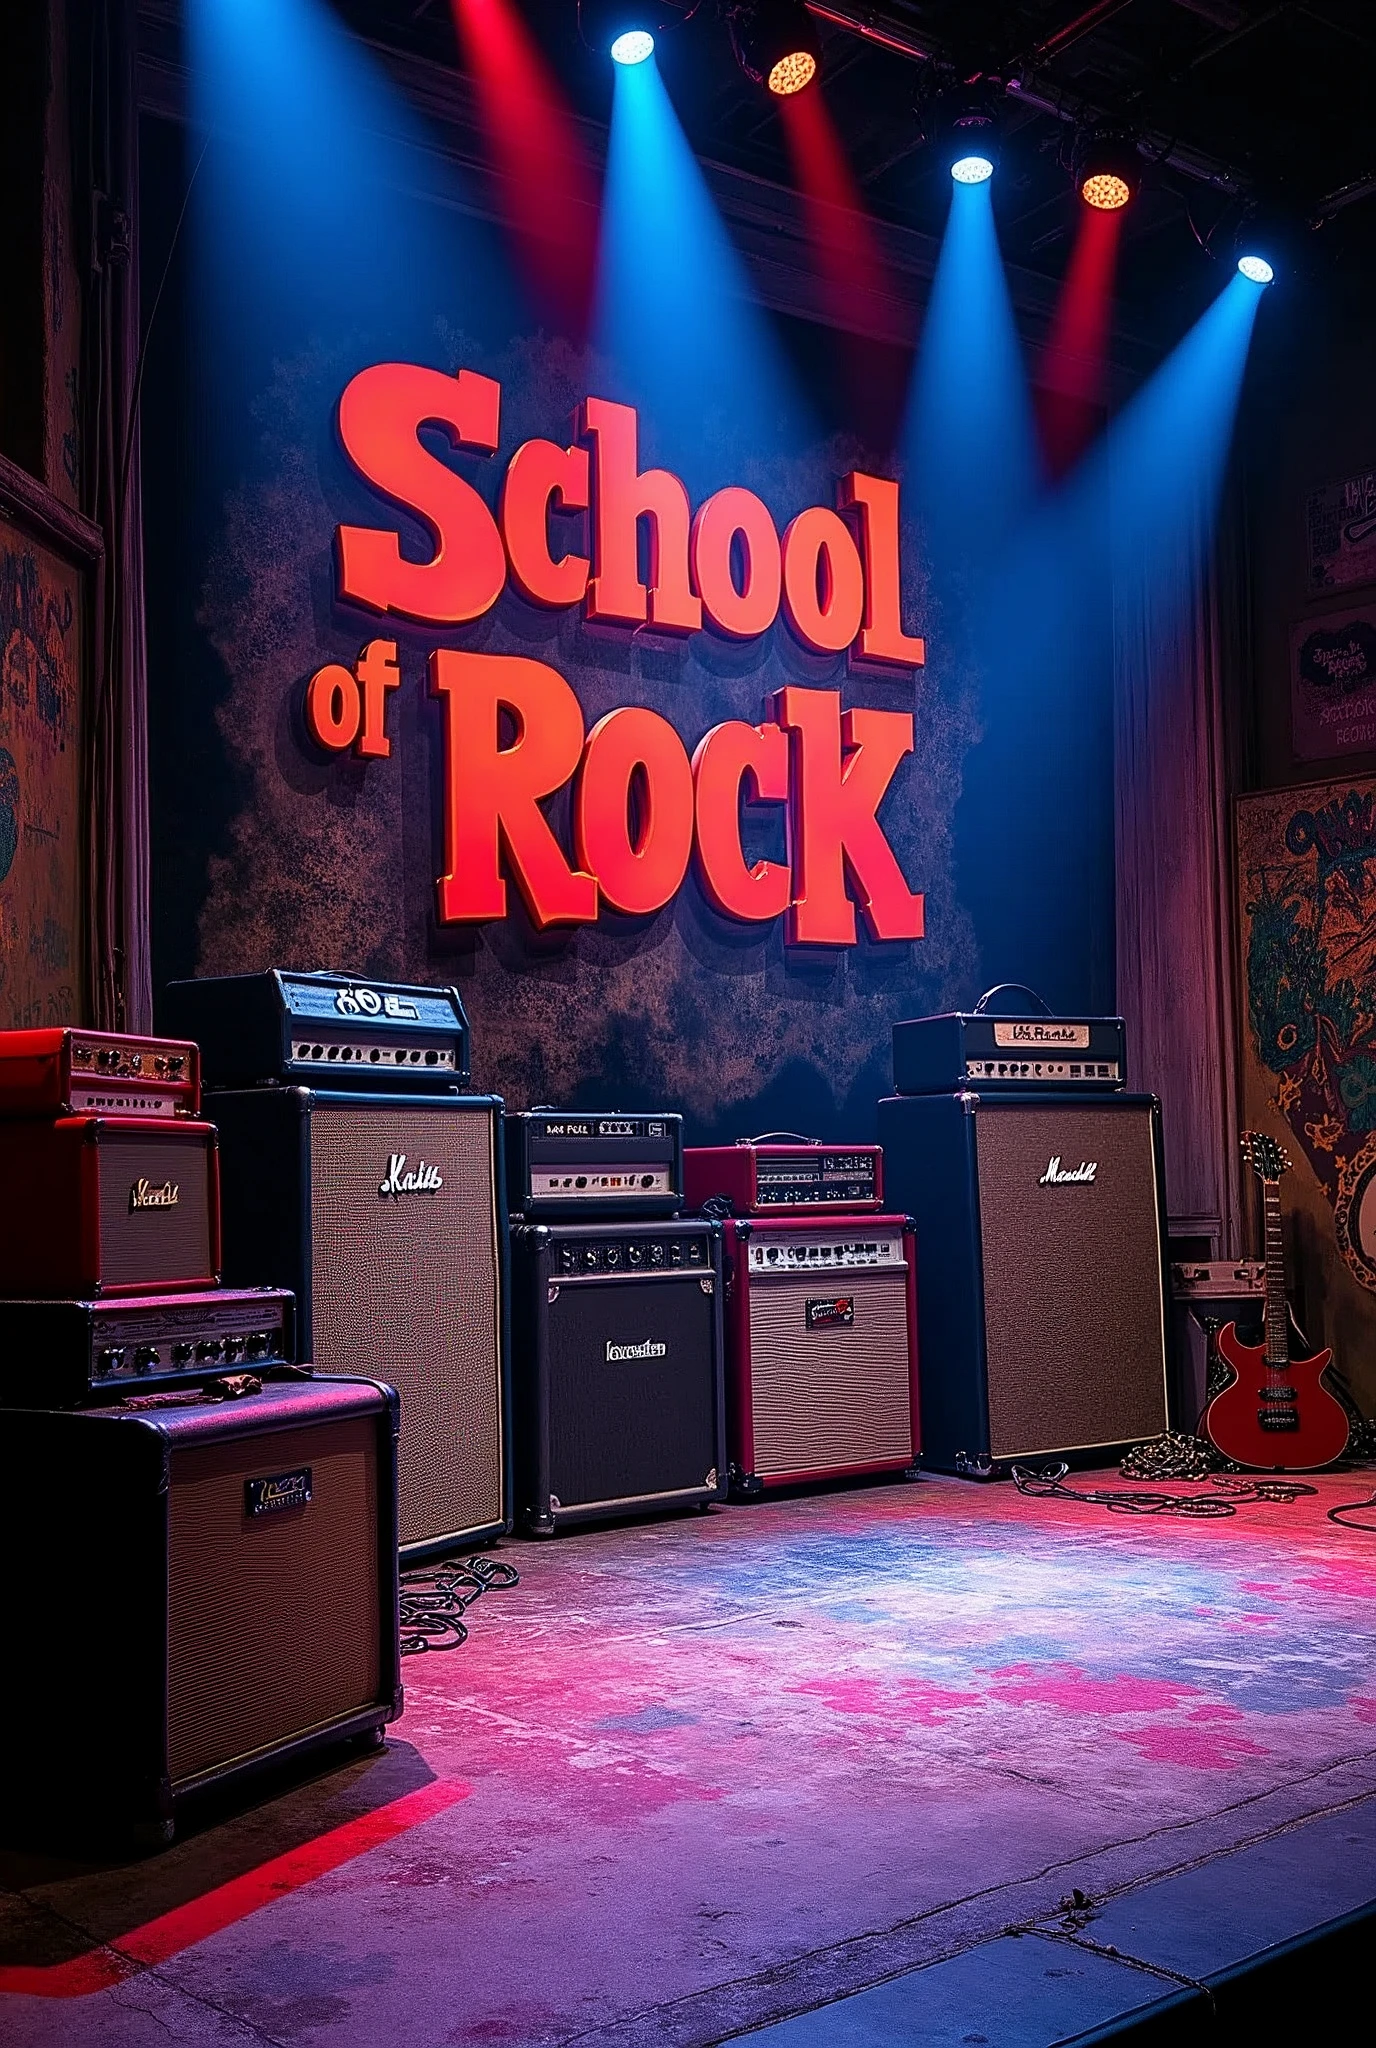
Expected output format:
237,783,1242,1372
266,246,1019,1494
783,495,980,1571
308,1104,502,1547
167,1415,381,1783
747,1270,913,1477
546,1272,719,1509
975,1105,1168,1458
96,1126,215,1286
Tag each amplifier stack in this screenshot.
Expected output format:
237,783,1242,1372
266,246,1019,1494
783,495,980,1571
879,988,1171,1476
0,1022,403,1840
506,1109,727,1533
686,1136,920,1495
163,970,510,1561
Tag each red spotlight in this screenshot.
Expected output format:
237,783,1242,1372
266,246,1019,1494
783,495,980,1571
450,0,599,336
778,85,902,442
1036,204,1123,477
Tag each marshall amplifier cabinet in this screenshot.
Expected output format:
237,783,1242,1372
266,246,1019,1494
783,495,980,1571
208,1088,508,1557
0,1115,220,1297
0,1288,294,1408
509,1219,725,1534
721,1216,918,1494
162,970,470,1093
878,1091,1171,1474
0,1375,400,1841
685,1137,883,1216
505,1109,683,1219
0,1028,200,1118
894,986,1127,1096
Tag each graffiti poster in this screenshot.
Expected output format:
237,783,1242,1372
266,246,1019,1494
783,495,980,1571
0,516,84,1028
1306,470,1376,597
1237,772,1376,1412
1290,605,1376,762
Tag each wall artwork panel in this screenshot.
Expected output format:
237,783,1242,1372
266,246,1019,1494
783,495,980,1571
0,492,85,1029
1237,778,1376,1409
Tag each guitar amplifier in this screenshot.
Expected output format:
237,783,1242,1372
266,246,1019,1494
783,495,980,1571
685,1139,883,1215
509,1220,725,1533
0,1115,220,1297
878,1090,1171,1473
208,1088,508,1558
721,1216,919,1494
0,1375,401,1841
0,1288,295,1408
0,1028,200,1118
505,1109,684,1219
163,970,470,1092
893,990,1126,1095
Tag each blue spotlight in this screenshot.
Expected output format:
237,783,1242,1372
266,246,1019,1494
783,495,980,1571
903,170,1039,573
593,50,809,489
1237,253,1275,286
611,29,654,64
951,153,994,185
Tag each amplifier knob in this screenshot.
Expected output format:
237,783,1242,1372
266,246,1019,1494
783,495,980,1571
627,1243,645,1266
223,1336,245,1361
133,1345,160,1373
246,1332,269,1356
196,1339,224,1362
605,1246,621,1268
649,1243,665,1266
98,1346,126,1371
171,1341,193,1364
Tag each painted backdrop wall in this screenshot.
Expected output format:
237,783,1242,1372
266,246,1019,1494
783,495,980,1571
138,115,1114,1144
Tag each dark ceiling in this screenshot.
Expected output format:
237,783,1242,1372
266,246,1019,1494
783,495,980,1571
328,0,1375,318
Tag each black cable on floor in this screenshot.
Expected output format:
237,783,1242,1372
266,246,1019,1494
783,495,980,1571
399,1554,520,1656
1327,1489,1376,1533
1011,1462,1318,1519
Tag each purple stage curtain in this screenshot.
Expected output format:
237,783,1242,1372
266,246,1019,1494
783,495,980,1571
79,0,152,1031
1114,489,1247,1255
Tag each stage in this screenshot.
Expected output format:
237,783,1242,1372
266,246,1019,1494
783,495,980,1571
4,1470,1376,2046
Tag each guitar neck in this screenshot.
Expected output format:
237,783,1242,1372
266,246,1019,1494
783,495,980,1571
1261,1178,1289,1367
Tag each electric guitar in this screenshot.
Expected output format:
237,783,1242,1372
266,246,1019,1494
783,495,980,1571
1203,1131,1349,1471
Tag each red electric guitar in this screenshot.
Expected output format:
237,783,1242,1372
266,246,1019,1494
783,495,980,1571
1203,1131,1349,1471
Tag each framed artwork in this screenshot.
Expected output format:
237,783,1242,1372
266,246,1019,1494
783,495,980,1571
0,454,102,1030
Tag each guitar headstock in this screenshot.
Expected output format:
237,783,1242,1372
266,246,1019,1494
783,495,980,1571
1242,1129,1291,1184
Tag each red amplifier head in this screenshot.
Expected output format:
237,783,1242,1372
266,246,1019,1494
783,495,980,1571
0,1115,220,1297
685,1139,884,1216
0,1028,200,1118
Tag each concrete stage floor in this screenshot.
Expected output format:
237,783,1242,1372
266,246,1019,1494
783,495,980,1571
4,1469,1376,2045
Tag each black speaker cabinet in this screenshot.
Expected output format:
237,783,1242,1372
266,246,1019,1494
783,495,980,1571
207,1088,509,1557
0,1376,401,1842
510,1220,726,1534
878,1091,1172,1473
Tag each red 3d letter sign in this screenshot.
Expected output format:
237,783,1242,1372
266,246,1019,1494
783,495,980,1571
314,363,927,945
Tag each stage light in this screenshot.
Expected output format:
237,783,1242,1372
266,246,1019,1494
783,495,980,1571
951,152,994,184
610,27,654,63
1237,253,1275,285
1073,129,1140,212
729,0,821,98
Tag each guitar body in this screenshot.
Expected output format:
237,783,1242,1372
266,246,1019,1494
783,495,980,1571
1204,1323,1349,1471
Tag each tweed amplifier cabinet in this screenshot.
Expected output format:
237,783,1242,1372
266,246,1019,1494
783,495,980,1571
0,1115,219,1297
0,1376,400,1841
509,1220,726,1534
878,1091,1171,1473
208,1088,508,1556
721,1215,918,1494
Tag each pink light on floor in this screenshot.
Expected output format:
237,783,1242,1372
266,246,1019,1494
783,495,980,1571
1036,204,1123,476
450,0,599,336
